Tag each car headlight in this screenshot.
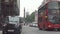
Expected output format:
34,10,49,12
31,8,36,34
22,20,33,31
9,22,12,23
3,24,7,26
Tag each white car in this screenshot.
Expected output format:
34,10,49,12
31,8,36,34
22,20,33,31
32,23,38,27
29,23,38,27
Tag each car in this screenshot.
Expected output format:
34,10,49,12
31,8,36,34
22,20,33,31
2,16,22,34
29,23,38,27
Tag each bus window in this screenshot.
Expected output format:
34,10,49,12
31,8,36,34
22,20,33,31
38,17,42,23
48,2,60,16
48,2,59,9
38,5,46,23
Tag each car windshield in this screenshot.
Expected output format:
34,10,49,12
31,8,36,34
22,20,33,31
9,17,19,24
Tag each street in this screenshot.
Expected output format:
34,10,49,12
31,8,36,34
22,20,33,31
21,25,60,34
0,31,2,34
0,25,60,34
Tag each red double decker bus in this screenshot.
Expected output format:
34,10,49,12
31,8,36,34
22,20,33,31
38,0,60,31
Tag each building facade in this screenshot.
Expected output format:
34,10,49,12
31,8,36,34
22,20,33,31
26,12,29,17
35,10,38,23
1,0,19,16
0,0,20,27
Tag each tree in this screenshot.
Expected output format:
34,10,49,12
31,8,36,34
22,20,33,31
25,12,35,23
30,12,35,22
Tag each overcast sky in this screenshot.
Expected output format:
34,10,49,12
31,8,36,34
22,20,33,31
20,0,43,17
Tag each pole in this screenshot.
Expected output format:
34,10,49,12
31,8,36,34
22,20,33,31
24,8,25,24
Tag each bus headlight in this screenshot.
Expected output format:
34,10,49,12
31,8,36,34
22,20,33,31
48,25,51,27
45,16,48,18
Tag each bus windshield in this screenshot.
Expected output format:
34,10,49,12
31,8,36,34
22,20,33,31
48,2,60,24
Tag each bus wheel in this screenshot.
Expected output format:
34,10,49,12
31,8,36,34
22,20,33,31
39,28,42,30
42,28,46,31
54,28,58,31
42,26,47,31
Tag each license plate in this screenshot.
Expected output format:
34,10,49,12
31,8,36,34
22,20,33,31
8,30,14,32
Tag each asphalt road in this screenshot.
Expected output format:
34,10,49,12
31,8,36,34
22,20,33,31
0,31,2,34
21,25,60,34
0,25,60,34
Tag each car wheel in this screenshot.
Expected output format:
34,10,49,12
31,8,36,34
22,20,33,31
3,30,7,34
14,29,21,34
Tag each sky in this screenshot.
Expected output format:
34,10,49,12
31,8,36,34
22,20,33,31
20,0,43,17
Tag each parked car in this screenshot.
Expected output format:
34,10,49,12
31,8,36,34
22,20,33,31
29,23,38,27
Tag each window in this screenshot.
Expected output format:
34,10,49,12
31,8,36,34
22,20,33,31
48,2,60,24
48,9,60,15
1,0,4,1
5,0,9,2
48,2,60,18
48,2,59,9
38,5,46,23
